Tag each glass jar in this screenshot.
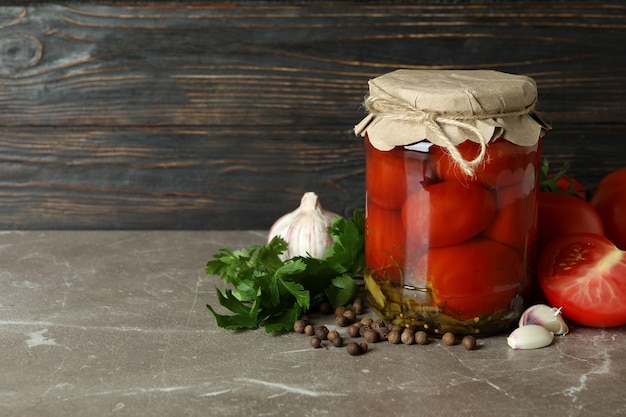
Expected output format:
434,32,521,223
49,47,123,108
355,70,549,336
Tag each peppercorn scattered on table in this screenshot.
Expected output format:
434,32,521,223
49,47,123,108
2,230,625,416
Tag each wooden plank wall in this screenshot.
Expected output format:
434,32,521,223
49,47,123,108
0,1,625,229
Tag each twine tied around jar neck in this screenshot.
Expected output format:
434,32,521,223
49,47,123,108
363,94,537,176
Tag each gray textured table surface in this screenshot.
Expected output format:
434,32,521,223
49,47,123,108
1,230,625,417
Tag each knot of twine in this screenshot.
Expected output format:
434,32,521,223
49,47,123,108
364,94,535,176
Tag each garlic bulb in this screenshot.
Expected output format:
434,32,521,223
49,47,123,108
268,192,341,261
519,304,569,336
507,325,554,350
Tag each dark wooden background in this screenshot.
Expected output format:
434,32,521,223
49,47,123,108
0,1,625,229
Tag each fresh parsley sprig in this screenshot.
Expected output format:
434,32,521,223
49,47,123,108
206,209,365,332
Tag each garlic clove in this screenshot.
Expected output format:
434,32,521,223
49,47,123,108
519,304,569,336
507,324,554,350
268,192,341,261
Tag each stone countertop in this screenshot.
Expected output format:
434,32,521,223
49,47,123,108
1,230,625,417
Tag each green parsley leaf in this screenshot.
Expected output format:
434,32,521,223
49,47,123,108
206,209,365,332
263,307,302,333
325,209,365,275
326,274,359,308
206,289,259,330
257,259,307,308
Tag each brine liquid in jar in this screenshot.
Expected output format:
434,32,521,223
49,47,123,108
356,69,549,335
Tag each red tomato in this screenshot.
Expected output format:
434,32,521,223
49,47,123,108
365,201,406,283
413,239,523,319
430,137,539,188
402,181,496,248
483,176,538,250
539,233,626,328
365,137,433,210
546,173,587,199
590,169,626,250
537,192,604,252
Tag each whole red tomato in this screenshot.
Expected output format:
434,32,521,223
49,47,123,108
413,239,523,319
537,192,604,252
430,138,539,189
545,173,587,199
402,181,496,248
590,169,626,250
365,201,406,283
365,137,433,210
539,233,626,328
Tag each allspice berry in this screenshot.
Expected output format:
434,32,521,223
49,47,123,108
310,336,322,349
401,328,415,345
371,319,386,330
315,325,330,340
342,309,357,323
358,325,371,337
293,319,307,334
318,301,333,315
442,332,456,346
363,328,380,343
348,324,362,338
335,306,347,317
352,297,365,315
360,316,374,327
335,315,351,327
304,324,315,336
414,330,429,345
387,329,401,344
462,335,477,351
330,335,344,348
376,327,390,341
346,342,362,356
327,330,343,347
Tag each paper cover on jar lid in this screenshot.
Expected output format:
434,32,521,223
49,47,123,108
354,69,548,152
